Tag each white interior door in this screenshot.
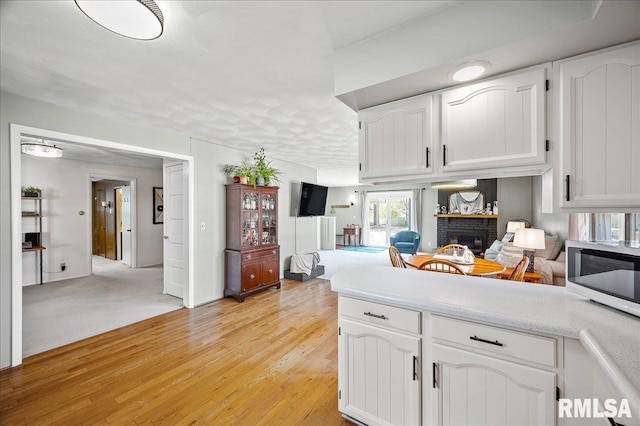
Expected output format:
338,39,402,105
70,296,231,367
121,186,132,266
163,163,186,299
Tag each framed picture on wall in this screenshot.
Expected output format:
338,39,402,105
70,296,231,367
153,187,164,224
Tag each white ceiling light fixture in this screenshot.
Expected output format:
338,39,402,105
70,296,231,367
449,61,491,82
430,179,477,190
21,139,63,158
74,0,164,40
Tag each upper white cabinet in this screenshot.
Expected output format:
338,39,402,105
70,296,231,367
441,68,547,172
359,94,434,182
557,42,640,209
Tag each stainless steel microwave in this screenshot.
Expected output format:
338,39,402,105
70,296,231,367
566,240,640,318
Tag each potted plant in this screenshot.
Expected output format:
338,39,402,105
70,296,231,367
22,186,42,198
223,162,256,185
253,148,281,186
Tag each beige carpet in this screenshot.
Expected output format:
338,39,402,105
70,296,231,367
23,256,183,357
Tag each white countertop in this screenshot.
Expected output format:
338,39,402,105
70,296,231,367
331,265,640,418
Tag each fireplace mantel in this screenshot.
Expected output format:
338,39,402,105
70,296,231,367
434,214,500,219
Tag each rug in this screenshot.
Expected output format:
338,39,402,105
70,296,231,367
340,246,386,253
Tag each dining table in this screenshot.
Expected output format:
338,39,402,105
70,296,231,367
405,253,506,277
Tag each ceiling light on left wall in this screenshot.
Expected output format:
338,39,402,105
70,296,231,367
21,139,63,158
75,0,164,40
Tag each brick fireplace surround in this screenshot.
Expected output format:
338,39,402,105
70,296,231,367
436,216,498,256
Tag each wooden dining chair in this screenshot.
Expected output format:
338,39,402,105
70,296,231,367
508,257,530,282
388,246,407,268
417,259,467,275
437,244,468,256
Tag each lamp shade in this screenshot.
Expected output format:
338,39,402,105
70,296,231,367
506,221,526,233
513,228,545,250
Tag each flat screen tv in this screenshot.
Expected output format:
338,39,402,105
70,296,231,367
297,182,328,217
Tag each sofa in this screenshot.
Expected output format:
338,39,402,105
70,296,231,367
390,230,421,255
485,233,565,286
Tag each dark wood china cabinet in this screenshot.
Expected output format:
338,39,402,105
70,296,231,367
224,184,280,302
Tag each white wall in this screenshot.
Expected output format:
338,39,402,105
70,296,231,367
20,155,163,285
496,177,534,236
532,175,570,240
0,91,318,368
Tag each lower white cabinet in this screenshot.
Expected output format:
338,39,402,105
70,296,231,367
338,297,421,425
431,344,556,426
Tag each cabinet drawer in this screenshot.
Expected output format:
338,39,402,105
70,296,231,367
432,315,556,367
243,247,279,262
339,296,420,334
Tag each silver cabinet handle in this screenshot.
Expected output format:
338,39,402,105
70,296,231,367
364,311,388,320
250,274,255,279
268,269,273,274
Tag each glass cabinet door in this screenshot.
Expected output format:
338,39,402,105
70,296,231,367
261,193,277,244
241,192,259,247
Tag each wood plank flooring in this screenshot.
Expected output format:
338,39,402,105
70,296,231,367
0,278,352,425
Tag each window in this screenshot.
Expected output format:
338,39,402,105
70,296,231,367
570,213,640,242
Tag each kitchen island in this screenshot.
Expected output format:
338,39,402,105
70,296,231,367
331,266,639,425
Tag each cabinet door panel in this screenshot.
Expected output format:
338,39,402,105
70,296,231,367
261,258,279,285
241,262,262,291
441,68,546,172
559,42,640,208
359,95,433,182
339,319,420,426
433,344,555,426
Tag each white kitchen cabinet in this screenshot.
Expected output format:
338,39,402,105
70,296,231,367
430,315,557,426
557,41,640,209
441,68,547,173
358,94,434,182
338,297,421,425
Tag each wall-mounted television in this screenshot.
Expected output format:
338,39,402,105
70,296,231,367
297,182,328,217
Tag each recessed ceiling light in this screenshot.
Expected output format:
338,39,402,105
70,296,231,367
450,61,491,82
75,0,164,40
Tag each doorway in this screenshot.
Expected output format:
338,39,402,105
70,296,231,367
364,191,412,247
10,123,195,367
92,179,130,262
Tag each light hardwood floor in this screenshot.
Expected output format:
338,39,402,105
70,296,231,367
1,278,352,425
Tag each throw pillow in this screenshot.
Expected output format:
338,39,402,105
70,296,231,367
501,232,515,243
549,240,563,261
483,240,504,260
535,234,558,259
494,242,524,268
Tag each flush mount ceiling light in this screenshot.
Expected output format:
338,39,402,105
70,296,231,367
21,139,63,158
430,179,477,190
75,0,164,40
449,61,491,82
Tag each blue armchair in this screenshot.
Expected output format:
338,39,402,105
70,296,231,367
390,231,421,255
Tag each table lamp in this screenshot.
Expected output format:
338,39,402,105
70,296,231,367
513,228,545,272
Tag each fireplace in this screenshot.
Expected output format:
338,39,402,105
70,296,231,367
437,216,497,256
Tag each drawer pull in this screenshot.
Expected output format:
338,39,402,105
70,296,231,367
272,250,276,254
470,335,503,347
268,269,273,274
250,274,255,279
413,356,418,381
364,311,388,320
432,362,438,388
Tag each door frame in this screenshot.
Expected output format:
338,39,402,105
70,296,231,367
89,176,136,269
364,190,413,247
10,123,195,366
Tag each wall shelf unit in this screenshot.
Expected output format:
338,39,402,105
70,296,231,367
22,196,45,285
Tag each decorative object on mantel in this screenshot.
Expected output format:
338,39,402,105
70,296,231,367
448,190,484,214
513,228,545,272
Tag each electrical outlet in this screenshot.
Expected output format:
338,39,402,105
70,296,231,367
61,262,66,271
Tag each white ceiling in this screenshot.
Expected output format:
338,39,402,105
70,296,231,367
2,1,639,186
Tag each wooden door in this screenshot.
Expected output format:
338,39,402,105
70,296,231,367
558,42,640,209
92,182,106,257
441,68,546,172
432,344,556,426
338,319,421,426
